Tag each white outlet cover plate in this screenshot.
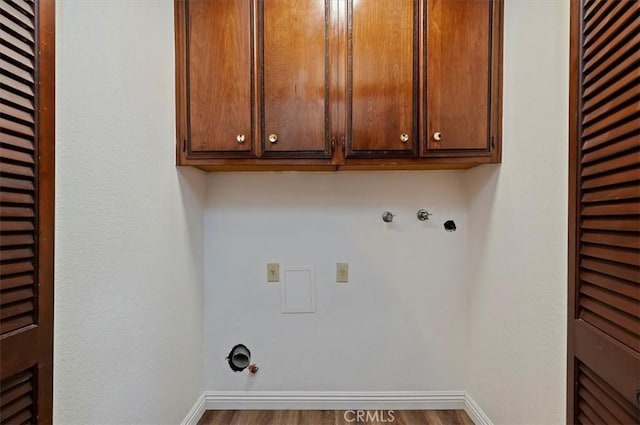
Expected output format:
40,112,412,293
281,266,316,314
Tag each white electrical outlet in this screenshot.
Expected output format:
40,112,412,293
336,263,349,283
267,263,279,283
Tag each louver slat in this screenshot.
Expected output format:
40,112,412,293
1,0,37,338
1,1,53,422
567,0,640,425
576,362,640,424
0,369,34,425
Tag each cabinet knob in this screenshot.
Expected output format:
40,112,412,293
400,133,409,143
268,134,278,144
236,134,245,144
433,132,442,141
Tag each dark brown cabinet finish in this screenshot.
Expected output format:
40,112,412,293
187,0,254,155
426,0,492,152
347,0,418,157
175,0,503,171
260,0,330,157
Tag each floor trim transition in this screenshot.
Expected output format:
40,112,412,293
181,391,493,425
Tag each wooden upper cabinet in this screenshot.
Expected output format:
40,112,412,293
347,0,418,157
425,0,494,152
175,0,503,170
186,0,254,155
260,0,331,158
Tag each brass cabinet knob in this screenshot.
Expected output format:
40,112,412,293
268,134,278,144
400,133,409,143
236,134,245,144
433,132,443,141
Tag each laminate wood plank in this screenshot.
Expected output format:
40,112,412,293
196,410,474,425
299,410,333,425
395,410,429,425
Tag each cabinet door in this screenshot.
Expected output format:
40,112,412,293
426,0,492,152
260,0,330,158
187,0,253,155
347,0,418,158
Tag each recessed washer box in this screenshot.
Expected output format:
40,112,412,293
281,266,316,314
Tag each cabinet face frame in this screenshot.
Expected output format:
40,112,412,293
175,0,503,170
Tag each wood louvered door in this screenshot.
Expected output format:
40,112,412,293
568,0,640,424
0,0,54,424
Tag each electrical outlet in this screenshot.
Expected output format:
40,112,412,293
267,263,280,283
336,263,349,283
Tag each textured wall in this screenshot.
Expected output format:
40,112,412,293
55,1,206,423
464,0,570,423
54,0,569,422
204,172,469,392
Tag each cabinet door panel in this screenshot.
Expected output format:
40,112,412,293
188,0,253,154
426,0,491,151
347,0,418,157
261,0,330,157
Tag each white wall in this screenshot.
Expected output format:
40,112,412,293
203,1,569,423
55,1,206,424
464,1,569,424
204,172,469,392
54,0,569,422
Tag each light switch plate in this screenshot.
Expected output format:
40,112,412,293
336,263,349,283
267,263,279,283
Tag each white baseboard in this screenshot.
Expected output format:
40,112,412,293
182,391,492,425
181,393,206,425
463,392,494,425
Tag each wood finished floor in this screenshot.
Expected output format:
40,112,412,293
196,410,475,425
